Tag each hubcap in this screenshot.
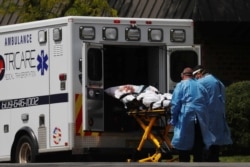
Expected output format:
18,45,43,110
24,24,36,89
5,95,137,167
19,142,31,163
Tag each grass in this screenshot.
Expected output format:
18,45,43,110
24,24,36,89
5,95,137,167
163,155,250,162
219,155,250,162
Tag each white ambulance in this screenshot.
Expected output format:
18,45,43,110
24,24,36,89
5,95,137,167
0,16,200,163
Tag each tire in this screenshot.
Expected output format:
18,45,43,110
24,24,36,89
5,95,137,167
13,135,37,163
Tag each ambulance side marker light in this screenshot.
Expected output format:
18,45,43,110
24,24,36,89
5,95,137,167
59,73,67,81
4,124,9,133
113,19,120,24
21,113,29,122
53,28,62,41
38,30,47,44
59,73,67,90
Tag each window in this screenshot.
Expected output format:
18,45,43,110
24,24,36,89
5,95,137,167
88,48,102,81
170,51,198,82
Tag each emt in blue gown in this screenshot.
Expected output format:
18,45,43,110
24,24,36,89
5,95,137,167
192,65,232,162
170,67,215,162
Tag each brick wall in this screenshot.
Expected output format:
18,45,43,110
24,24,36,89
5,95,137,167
195,22,250,86
201,43,250,86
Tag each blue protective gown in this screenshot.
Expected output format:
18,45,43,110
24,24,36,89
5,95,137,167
196,74,232,145
170,78,215,150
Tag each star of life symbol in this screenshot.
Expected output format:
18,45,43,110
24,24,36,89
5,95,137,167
37,50,48,75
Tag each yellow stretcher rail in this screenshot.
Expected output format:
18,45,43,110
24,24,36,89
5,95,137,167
127,108,177,162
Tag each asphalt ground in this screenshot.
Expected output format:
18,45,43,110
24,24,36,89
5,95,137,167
1,150,249,167
0,162,250,167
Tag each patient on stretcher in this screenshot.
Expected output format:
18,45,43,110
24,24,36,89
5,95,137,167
105,84,172,110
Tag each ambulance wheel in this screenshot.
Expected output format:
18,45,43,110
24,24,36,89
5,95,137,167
13,135,36,163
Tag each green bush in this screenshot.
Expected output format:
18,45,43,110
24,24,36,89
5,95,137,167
226,81,250,152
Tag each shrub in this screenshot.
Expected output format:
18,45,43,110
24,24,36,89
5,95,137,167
226,81,250,153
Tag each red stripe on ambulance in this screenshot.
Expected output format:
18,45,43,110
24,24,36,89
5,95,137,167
75,94,83,136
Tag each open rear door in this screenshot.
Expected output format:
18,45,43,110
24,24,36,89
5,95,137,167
166,45,201,93
82,43,104,131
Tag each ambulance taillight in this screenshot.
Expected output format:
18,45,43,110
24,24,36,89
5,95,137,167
59,73,67,90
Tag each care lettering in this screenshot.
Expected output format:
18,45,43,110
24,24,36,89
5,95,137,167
4,49,36,70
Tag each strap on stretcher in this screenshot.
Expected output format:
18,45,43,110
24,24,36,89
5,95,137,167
127,108,167,116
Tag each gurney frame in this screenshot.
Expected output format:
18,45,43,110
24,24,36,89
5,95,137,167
127,108,178,162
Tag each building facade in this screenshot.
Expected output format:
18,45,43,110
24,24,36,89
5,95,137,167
1,0,250,85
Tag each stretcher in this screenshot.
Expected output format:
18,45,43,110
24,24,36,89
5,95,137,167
104,84,177,162
127,108,178,162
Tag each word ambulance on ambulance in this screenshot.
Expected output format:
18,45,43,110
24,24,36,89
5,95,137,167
0,16,200,163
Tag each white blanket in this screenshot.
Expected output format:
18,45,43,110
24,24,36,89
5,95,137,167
105,84,172,109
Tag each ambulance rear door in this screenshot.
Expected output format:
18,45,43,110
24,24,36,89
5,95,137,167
82,43,104,131
166,45,201,93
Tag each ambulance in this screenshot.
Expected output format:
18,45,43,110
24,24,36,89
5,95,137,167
0,16,200,163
